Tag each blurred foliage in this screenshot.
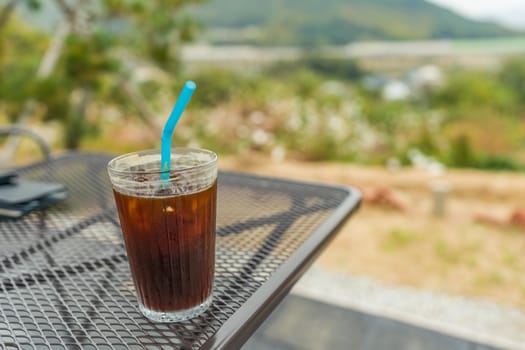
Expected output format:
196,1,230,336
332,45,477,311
361,100,408,134
0,0,205,149
1,2,525,171
186,68,250,107
268,56,364,82
500,58,525,109
0,17,47,118
62,33,119,86
430,70,517,114
448,134,477,168
477,155,523,171
187,67,275,110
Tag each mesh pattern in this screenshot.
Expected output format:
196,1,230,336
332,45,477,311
0,153,353,349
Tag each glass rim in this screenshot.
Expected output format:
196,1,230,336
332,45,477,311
107,147,218,176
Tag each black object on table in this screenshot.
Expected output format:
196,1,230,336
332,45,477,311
0,172,67,219
0,153,361,349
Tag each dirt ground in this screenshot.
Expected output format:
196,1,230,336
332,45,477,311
220,153,525,311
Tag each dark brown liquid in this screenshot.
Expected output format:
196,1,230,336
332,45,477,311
113,181,217,312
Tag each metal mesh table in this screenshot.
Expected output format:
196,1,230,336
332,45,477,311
0,153,361,349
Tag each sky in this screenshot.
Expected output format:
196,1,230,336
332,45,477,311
428,0,525,29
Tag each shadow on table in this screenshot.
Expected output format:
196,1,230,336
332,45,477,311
244,295,498,350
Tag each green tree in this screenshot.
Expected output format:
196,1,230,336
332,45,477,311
431,70,514,113
1,0,205,151
449,134,477,167
0,0,41,32
500,58,525,110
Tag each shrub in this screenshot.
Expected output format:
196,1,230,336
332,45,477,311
183,69,244,108
448,134,477,168
475,156,523,171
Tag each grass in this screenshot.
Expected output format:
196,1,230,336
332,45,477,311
433,237,483,266
475,271,505,289
502,252,518,269
382,228,419,252
434,239,459,264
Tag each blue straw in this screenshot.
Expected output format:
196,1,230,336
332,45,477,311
161,80,196,180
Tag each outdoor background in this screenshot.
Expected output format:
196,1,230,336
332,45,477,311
1,0,525,321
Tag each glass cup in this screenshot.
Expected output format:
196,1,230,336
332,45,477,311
107,148,218,322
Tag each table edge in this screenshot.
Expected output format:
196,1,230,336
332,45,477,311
201,186,362,350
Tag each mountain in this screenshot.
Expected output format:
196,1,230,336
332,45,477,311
187,0,516,46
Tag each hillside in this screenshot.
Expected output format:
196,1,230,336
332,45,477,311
188,0,515,46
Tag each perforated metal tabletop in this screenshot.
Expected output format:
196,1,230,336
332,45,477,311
0,153,361,350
